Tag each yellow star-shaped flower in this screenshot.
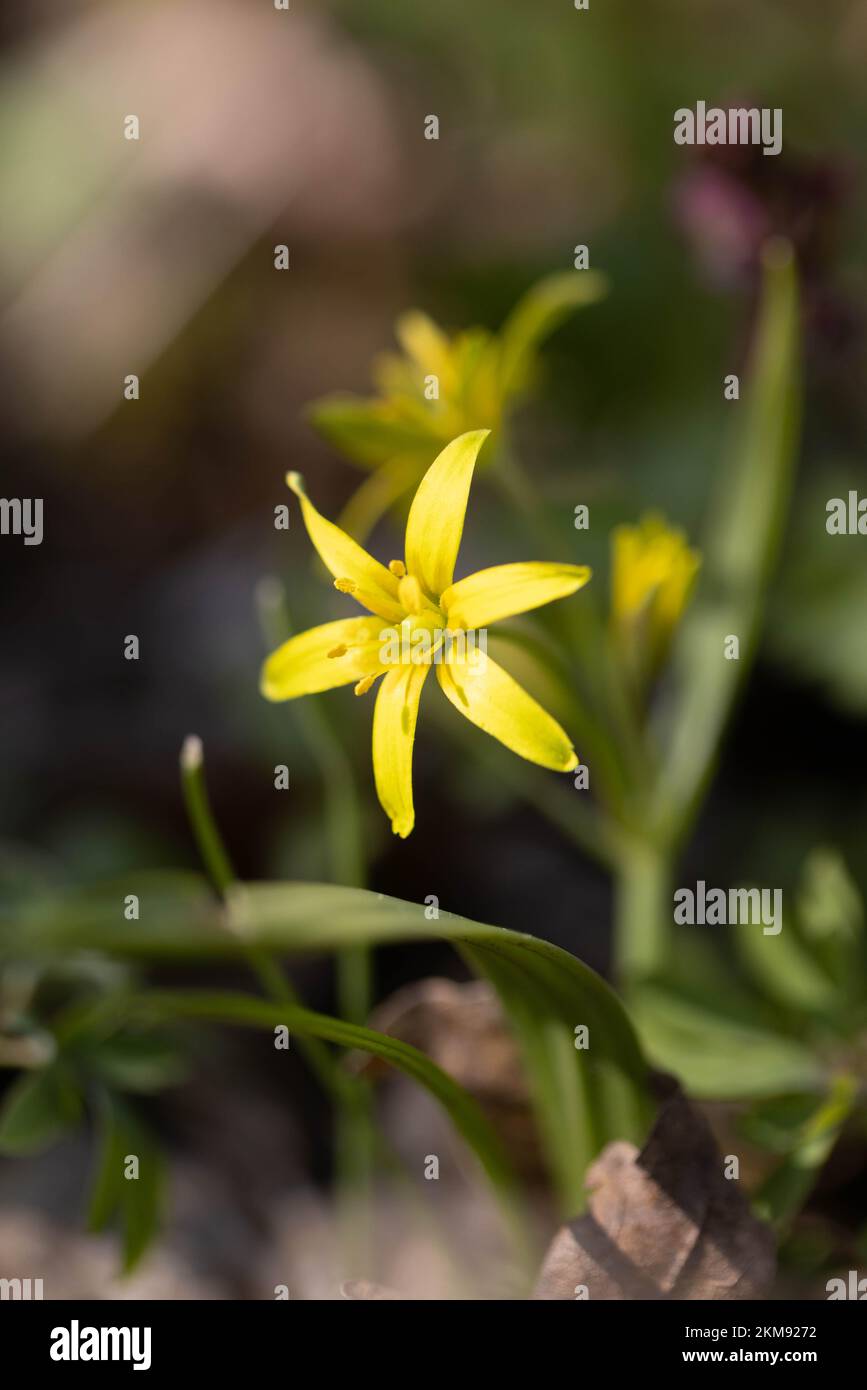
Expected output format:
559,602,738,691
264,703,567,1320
261,430,591,837
611,513,701,673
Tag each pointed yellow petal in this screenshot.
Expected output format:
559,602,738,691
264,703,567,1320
260,617,385,701
441,562,592,630
404,431,490,599
437,651,577,772
394,311,457,390
372,663,430,837
287,473,404,623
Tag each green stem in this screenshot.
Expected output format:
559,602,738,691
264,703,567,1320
614,837,673,987
493,437,652,828
257,578,366,887
256,578,375,1265
179,735,343,1101
493,433,570,565
180,736,234,895
649,242,800,854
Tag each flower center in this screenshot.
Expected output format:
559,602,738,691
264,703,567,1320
374,572,450,669
397,606,446,665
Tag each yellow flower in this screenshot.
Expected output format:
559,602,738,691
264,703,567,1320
611,513,701,671
308,272,606,542
261,430,591,837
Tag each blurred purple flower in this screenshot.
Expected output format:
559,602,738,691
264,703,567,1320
672,120,864,398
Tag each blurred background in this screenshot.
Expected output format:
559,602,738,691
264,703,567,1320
2,0,867,1296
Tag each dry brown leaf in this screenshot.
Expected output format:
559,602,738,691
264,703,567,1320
533,1078,776,1300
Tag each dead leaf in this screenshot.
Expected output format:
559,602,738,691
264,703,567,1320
533,1077,776,1300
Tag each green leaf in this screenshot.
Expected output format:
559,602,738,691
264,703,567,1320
87,1094,127,1233
754,1075,858,1232
88,1091,165,1273
0,1064,81,1154
25,878,652,1216
652,240,801,843
498,270,608,398
739,1093,827,1155
632,983,822,1099
119,988,533,1263
4,869,220,961
768,473,867,715
227,882,652,1214
651,928,765,1021
87,1032,189,1094
797,848,864,993
306,395,434,466
733,908,839,1018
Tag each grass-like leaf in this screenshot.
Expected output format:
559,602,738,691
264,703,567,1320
87,1090,165,1272
13,875,652,1215
0,1063,81,1155
652,239,801,846
632,982,822,1100
754,1075,858,1233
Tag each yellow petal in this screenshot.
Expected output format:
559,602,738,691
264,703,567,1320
404,431,490,599
394,311,457,392
437,651,577,772
611,513,701,675
261,617,385,701
372,663,430,837
287,473,404,623
441,562,592,630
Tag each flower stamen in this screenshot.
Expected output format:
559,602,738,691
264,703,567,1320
354,674,377,696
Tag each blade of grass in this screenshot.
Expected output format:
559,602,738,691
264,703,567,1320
179,735,338,1095
114,988,535,1277
651,239,801,852
754,1075,858,1235
31,877,651,1212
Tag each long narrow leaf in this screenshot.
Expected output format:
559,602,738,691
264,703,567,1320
120,987,531,1264
754,1075,858,1233
652,240,801,845
13,875,653,1213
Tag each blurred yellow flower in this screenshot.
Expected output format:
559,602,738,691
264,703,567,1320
308,272,606,541
611,513,701,672
261,430,591,837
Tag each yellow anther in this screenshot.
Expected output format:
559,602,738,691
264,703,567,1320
327,644,348,659
388,559,407,578
334,578,357,594
354,674,376,696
